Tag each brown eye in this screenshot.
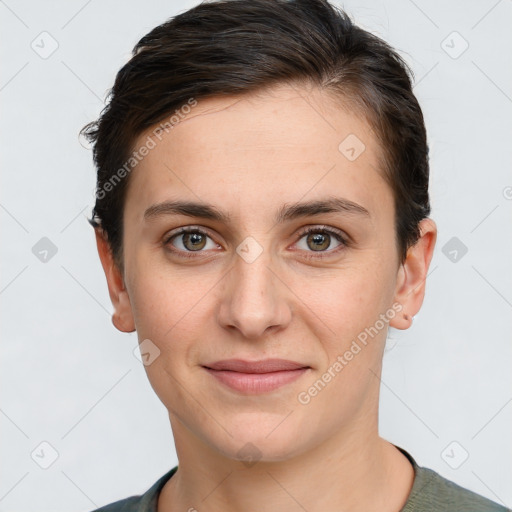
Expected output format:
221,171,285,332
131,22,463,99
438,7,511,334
182,232,207,251
306,232,331,251
294,227,347,257
165,228,218,254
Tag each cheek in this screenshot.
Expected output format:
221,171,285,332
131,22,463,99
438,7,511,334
127,259,217,342
294,265,392,421
300,259,394,348
128,269,212,413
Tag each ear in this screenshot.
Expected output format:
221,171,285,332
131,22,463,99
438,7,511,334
95,228,135,333
389,218,437,330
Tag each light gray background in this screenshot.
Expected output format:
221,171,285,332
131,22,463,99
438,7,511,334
1,0,511,510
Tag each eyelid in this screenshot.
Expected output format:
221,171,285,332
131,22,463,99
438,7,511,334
294,224,348,243
163,225,217,245
291,225,349,258
163,224,349,258
163,225,221,258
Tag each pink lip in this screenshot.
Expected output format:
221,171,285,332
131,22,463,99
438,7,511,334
203,359,310,394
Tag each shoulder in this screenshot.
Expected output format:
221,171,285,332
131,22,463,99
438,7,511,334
91,496,140,512
400,450,509,512
89,467,178,512
406,465,509,511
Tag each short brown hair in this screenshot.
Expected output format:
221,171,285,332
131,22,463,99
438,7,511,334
81,0,431,270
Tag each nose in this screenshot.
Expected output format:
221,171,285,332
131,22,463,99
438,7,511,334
217,244,292,340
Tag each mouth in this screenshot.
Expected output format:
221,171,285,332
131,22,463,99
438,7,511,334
202,359,311,394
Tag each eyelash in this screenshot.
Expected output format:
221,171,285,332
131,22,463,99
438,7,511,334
163,225,348,260
294,226,348,259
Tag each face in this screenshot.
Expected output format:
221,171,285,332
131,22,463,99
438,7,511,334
99,83,434,463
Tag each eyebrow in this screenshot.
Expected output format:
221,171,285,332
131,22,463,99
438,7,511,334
143,197,370,224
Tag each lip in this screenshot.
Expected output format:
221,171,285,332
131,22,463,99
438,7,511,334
203,358,310,394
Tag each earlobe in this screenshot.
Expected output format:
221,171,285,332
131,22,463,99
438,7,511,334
111,292,136,333
389,218,437,331
94,228,136,333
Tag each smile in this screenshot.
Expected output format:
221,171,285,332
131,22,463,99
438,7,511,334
202,359,310,394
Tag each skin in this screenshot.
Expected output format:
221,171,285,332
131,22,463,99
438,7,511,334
96,82,436,511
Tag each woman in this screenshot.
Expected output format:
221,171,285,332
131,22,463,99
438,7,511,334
82,0,508,510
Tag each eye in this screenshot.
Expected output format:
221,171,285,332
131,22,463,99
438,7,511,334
164,227,219,255
163,225,348,259
294,226,347,256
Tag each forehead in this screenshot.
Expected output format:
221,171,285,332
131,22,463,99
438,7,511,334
124,83,390,224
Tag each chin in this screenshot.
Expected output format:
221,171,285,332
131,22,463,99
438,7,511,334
217,438,303,465
203,414,312,464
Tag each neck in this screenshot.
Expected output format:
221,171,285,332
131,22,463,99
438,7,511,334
158,415,414,512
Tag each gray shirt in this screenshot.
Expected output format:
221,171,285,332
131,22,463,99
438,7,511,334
91,447,510,511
